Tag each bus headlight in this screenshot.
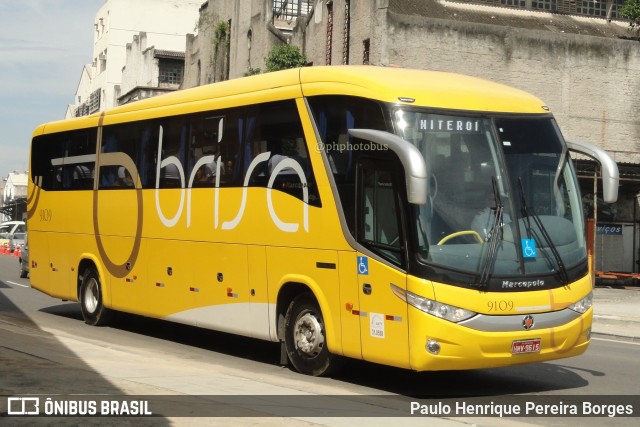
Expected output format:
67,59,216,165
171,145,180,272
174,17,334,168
391,284,476,323
568,292,592,314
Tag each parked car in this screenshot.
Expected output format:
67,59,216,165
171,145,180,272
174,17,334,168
0,220,26,252
19,233,29,279
10,231,25,253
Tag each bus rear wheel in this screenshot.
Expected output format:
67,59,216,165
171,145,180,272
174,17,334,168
79,267,112,326
284,292,338,376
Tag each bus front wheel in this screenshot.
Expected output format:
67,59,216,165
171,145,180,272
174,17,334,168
79,267,112,326
284,292,338,377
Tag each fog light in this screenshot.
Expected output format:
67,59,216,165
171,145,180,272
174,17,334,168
585,327,591,340
426,339,441,355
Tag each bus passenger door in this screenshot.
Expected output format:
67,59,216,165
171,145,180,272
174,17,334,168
355,159,410,369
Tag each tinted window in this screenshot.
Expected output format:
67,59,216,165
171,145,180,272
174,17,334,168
360,166,403,266
32,99,319,206
31,128,97,191
188,109,241,188
100,121,158,189
245,100,320,207
307,95,389,233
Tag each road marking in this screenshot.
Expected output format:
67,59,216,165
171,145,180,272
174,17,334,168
4,281,30,288
592,336,640,346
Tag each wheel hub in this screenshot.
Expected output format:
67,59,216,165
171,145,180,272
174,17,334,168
293,312,324,357
84,278,99,314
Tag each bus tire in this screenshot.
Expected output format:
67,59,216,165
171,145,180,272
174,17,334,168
19,259,28,278
79,267,112,326
284,292,338,376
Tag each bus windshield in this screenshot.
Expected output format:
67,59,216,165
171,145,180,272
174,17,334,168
395,110,586,290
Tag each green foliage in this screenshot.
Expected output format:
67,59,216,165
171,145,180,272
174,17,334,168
620,0,640,35
244,67,262,77
265,44,307,72
214,21,229,48
194,10,229,79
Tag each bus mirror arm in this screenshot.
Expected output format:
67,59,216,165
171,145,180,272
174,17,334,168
566,140,619,204
348,129,428,205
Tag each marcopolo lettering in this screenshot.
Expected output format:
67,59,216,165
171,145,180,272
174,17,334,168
502,280,545,289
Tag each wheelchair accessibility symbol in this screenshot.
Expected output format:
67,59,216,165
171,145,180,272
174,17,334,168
357,256,369,275
521,238,537,259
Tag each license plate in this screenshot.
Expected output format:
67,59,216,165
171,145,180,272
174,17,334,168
511,338,541,354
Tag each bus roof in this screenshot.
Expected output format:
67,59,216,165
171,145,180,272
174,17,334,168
300,66,548,114
34,66,548,135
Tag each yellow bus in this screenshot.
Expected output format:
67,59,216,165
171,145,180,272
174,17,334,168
28,66,618,376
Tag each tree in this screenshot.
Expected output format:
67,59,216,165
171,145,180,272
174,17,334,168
620,0,640,38
265,44,307,72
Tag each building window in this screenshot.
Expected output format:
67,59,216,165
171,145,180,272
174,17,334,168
531,0,556,11
326,1,333,65
576,0,607,17
608,0,626,18
493,0,626,19
577,0,625,18
99,49,107,74
343,0,351,65
501,0,526,7
363,38,370,65
197,59,202,86
159,59,184,85
272,0,312,26
88,89,101,114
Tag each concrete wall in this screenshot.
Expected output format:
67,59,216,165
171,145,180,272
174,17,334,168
119,33,154,96
184,1,640,166
291,0,379,67
380,13,640,164
183,0,293,88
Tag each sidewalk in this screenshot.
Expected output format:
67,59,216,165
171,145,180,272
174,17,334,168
592,285,640,341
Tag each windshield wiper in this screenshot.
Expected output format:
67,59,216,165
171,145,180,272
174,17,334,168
517,178,569,284
479,177,504,286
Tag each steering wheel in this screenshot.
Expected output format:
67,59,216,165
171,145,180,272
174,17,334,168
437,230,483,245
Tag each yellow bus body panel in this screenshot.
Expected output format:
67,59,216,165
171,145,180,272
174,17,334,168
406,275,593,371
299,66,548,114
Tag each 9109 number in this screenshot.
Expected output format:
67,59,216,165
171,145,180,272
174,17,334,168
487,300,514,312
39,209,52,222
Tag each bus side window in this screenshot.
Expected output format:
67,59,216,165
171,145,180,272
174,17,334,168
307,95,389,235
137,124,158,188
189,107,242,188
98,133,119,189
189,113,222,187
157,117,188,189
244,100,320,206
31,135,58,190
67,130,96,190
71,164,94,189
219,108,241,186
99,122,163,189
31,129,96,191
357,159,404,266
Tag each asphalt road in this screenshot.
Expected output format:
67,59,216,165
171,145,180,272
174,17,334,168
0,253,638,426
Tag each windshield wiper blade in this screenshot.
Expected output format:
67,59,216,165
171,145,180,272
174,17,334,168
479,177,503,286
518,179,569,284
